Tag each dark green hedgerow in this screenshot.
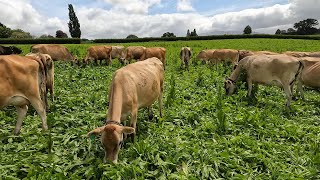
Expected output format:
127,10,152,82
0,39,320,179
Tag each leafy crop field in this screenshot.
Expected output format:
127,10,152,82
1,39,320,179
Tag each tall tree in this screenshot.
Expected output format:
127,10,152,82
186,29,190,37
243,25,252,34
287,28,296,34
10,29,33,38
294,18,319,35
126,34,138,39
68,4,81,38
190,29,198,36
275,29,281,34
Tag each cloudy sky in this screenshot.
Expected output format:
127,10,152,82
0,0,319,39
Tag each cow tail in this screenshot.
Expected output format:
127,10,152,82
34,55,48,111
291,61,304,86
237,50,240,62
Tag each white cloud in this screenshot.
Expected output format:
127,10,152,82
104,0,161,14
177,0,195,12
0,0,67,37
0,0,319,39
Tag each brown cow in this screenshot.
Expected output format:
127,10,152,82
31,44,77,64
119,46,146,65
87,57,164,163
196,49,215,64
0,55,52,134
180,47,192,70
26,53,55,102
296,57,320,99
83,45,112,65
210,49,240,66
225,54,303,107
141,47,166,69
111,46,125,63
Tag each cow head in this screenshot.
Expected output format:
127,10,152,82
224,78,236,95
9,46,22,54
88,124,135,164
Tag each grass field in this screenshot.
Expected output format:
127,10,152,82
1,39,320,179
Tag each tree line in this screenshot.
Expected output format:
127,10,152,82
275,18,320,35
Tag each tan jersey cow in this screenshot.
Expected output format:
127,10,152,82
297,57,320,99
119,46,146,65
111,46,125,63
180,47,192,70
210,49,240,66
225,54,303,107
88,57,164,163
31,44,77,64
196,49,215,64
239,50,279,60
0,55,53,134
83,45,112,65
141,47,166,69
26,53,55,102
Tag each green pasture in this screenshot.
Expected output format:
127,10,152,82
1,39,320,179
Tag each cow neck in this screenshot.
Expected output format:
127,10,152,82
107,80,123,122
105,120,122,126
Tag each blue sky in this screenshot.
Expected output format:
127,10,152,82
0,0,319,39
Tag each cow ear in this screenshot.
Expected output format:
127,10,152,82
87,126,106,136
121,126,135,135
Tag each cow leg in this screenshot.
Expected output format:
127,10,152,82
283,84,292,108
247,79,253,97
30,98,48,131
297,80,304,100
130,107,138,143
13,105,28,135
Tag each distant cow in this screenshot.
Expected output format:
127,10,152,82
119,46,146,65
83,45,112,65
296,57,320,99
141,47,166,69
31,44,77,64
0,54,53,134
111,46,125,63
26,53,55,102
180,47,192,70
225,54,303,107
196,49,215,64
0,45,22,55
210,49,240,66
87,57,164,163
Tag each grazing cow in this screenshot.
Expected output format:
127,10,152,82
210,49,240,66
296,57,320,99
0,45,22,55
31,44,77,64
224,54,303,107
180,47,192,70
141,47,166,69
196,49,215,64
26,53,55,102
87,57,164,163
0,55,52,134
119,46,146,65
239,50,279,60
83,45,112,65
111,46,125,63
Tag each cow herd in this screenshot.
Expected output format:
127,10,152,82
0,43,320,164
